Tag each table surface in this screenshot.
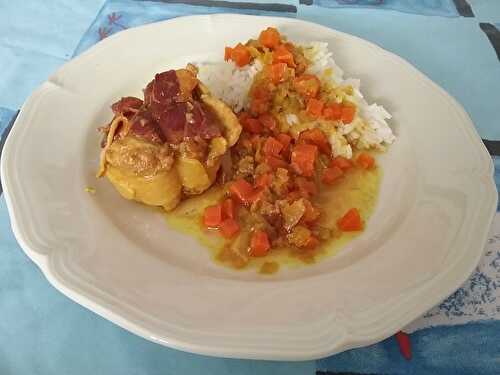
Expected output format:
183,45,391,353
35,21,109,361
1,1,499,374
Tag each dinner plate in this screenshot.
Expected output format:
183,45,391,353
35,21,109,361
1,14,497,360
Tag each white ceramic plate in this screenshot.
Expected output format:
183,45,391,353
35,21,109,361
1,14,497,360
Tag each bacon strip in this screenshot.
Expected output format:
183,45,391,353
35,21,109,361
111,97,143,119
114,69,224,146
129,110,164,144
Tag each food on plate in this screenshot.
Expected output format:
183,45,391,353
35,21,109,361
98,28,395,273
194,27,395,271
97,64,242,210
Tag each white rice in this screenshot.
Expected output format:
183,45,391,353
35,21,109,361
302,42,395,157
197,41,395,159
197,60,262,113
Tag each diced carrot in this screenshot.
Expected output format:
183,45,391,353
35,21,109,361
259,113,278,131
302,199,320,223
277,133,292,151
222,198,236,219
242,118,263,134
337,208,363,231
323,103,342,120
356,152,375,169
306,98,324,118
265,62,288,84
224,47,233,61
322,166,344,185
230,43,252,67
258,27,281,49
330,156,353,171
250,84,272,115
305,236,320,250
265,155,288,170
299,128,331,154
229,179,255,205
249,230,271,256
341,105,356,124
291,143,318,177
263,136,284,157
273,44,295,67
219,218,240,238
250,99,270,115
293,74,320,99
238,111,251,124
255,173,272,188
251,84,272,101
296,177,317,198
203,204,222,228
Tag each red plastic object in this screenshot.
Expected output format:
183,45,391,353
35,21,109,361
395,331,412,360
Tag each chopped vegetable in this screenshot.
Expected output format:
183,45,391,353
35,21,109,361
273,45,295,67
258,27,281,49
306,98,324,118
272,168,290,196
263,136,284,157
337,208,363,231
323,103,342,120
219,218,240,238
322,166,344,185
277,133,292,151
224,47,233,61
251,99,270,115
280,199,306,231
330,156,353,171
357,152,375,169
245,119,263,134
249,230,271,257
287,225,312,247
302,199,320,223
258,113,277,131
251,83,272,101
265,62,288,84
293,74,320,98
291,144,318,177
299,128,330,154
203,204,222,228
250,84,272,115
341,105,356,124
230,43,252,67
238,111,251,123
222,198,236,219
229,178,256,205
240,116,263,134
265,155,288,170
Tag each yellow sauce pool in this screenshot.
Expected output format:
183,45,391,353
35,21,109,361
165,164,381,274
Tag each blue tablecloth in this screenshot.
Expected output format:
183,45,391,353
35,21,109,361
1,1,500,374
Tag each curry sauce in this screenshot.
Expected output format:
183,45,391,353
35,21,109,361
165,160,380,273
